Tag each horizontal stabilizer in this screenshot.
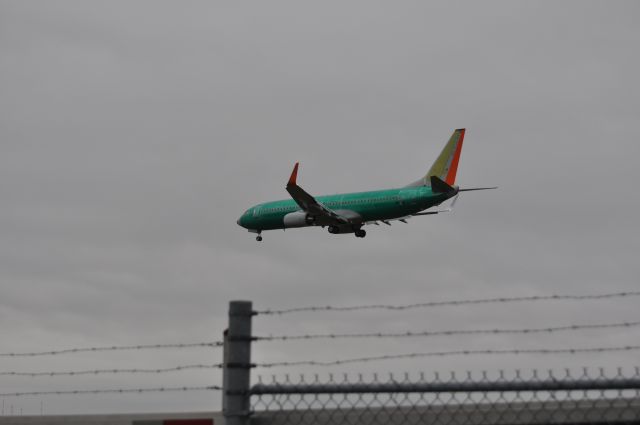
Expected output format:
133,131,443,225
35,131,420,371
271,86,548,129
459,186,498,192
430,176,455,193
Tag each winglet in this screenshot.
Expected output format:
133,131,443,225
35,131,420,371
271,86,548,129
287,162,299,187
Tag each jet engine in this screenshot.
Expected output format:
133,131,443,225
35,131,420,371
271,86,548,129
283,211,315,228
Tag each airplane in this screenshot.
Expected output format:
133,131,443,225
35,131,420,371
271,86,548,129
237,129,496,241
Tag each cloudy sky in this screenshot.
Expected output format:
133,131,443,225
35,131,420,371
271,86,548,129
1,0,639,415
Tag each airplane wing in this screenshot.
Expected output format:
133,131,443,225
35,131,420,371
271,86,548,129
286,163,351,225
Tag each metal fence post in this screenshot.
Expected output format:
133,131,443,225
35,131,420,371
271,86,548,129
223,300,253,425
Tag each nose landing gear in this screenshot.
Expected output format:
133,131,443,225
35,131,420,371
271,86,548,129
354,229,366,238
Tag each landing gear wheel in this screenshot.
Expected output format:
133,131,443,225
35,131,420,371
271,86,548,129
256,235,263,242
355,229,366,238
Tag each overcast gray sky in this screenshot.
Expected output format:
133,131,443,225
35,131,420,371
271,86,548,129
1,0,639,415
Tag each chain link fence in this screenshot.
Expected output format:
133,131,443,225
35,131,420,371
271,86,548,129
249,369,640,425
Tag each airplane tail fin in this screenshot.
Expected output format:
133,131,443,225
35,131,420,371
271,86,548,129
406,129,465,187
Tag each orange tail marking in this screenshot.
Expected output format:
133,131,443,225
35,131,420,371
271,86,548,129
445,129,465,185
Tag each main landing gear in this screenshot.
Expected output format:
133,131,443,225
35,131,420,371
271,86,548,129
328,225,367,238
255,231,263,242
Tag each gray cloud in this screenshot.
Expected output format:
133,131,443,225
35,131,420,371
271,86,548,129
1,0,639,415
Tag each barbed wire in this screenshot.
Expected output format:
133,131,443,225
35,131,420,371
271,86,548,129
256,290,640,315
0,364,223,378
0,385,221,398
256,320,640,342
0,341,222,358
257,345,640,368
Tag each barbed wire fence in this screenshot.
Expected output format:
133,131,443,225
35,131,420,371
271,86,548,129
0,341,222,358
3,320,640,378
255,290,640,315
228,297,640,425
2,290,640,424
0,385,221,398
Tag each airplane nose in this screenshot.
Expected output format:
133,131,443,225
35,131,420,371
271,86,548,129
237,216,244,227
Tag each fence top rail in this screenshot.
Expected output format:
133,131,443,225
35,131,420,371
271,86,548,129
250,379,640,395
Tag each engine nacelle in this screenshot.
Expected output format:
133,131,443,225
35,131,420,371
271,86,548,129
283,211,315,228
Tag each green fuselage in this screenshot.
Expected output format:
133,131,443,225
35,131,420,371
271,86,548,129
237,186,451,231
